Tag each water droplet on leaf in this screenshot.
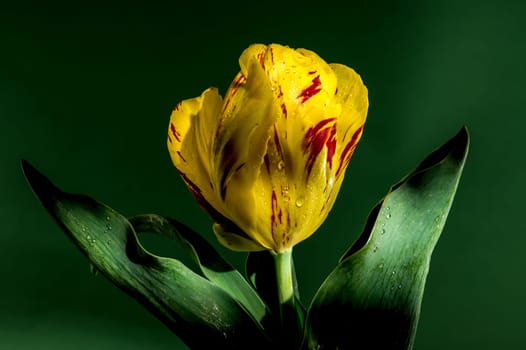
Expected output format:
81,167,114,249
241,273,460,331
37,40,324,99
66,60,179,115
89,263,99,276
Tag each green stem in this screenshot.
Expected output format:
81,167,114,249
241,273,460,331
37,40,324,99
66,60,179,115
273,249,294,312
273,249,305,348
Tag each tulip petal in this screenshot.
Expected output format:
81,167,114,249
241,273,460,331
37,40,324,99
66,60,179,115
329,63,368,179
251,46,352,251
167,88,224,213
213,224,267,252
211,55,280,249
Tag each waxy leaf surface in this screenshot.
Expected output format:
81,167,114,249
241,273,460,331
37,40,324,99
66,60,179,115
305,127,469,350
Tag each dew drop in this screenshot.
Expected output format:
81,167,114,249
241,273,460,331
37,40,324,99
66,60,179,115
81,227,87,232
381,228,386,235
434,216,440,223
106,224,112,231
391,270,396,276
105,216,110,221
386,212,392,219
277,161,285,171
295,197,304,208
378,263,384,270
398,284,402,289
89,263,99,276
373,245,378,253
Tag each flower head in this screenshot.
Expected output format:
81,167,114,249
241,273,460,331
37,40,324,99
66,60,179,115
167,44,368,252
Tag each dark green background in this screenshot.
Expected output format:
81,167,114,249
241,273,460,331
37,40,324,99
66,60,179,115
2,1,524,349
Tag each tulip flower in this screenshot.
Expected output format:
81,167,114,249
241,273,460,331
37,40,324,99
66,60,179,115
167,43,368,255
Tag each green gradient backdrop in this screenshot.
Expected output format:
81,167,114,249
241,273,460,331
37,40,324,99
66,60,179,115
2,1,525,349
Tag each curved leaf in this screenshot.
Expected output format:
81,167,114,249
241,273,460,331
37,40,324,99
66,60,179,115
129,214,267,326
304,126,469,350
22,160,270,350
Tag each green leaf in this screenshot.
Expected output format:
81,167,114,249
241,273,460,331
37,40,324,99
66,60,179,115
304,126,469,350
21,160,270,350
129,214,267,326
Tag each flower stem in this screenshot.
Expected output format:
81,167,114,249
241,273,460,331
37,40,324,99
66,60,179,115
273,249,305,348
273,249,294,314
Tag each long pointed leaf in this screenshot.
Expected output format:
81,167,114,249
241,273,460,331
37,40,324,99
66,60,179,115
22,160,269,350
304,127,469,349
129,214,267,325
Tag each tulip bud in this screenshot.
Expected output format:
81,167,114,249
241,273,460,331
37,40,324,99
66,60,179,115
168,44,368,252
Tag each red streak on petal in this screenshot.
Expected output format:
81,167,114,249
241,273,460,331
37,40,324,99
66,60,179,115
264,154,271,175
326,127,337,167
168,135,173,143
336,126,364,177
177,151,186,162
222,74,246,113
303,118,337,177
271,190,278,240
257,52,265,66
273,126,283,157
178,171,214,217
170,123,181,142
308,70,317,75
280,103,288,118
298,75,322,104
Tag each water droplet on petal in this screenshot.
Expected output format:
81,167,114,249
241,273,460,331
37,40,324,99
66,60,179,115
295,197,304,207
277,161,285,171
381,228,386,235
386,213,392,219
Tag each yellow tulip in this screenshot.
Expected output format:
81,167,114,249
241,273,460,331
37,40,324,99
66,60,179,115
167,43,368,253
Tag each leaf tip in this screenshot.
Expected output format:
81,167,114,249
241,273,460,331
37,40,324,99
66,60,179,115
21,159,59,208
